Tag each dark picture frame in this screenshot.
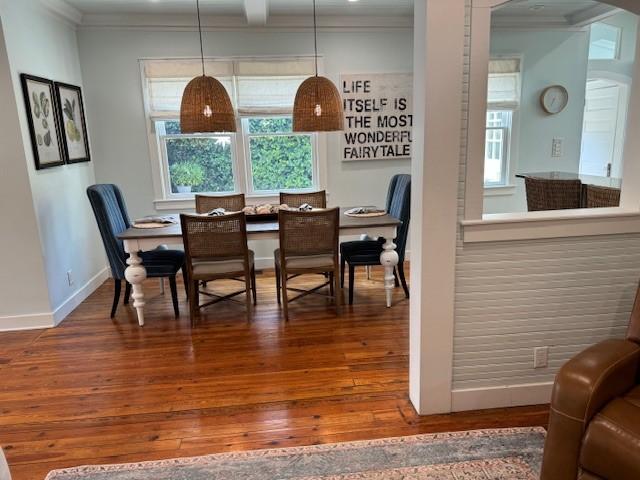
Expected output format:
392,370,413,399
20,74,65,170
54,82,91,164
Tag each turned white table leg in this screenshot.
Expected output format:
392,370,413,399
380,237,399,308
124,248,147,326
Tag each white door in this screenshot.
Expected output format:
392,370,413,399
580,79,628,178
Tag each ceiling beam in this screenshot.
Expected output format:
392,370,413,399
243,0,269,26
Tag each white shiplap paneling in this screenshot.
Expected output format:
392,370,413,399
453,234,639,390
453,1,640,394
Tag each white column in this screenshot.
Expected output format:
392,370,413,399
621,23,640,209
409,0,466,415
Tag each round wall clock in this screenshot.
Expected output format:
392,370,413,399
540,85,569,114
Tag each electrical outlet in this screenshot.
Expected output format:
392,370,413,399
534,346,549,369
552,138,563,158
67,270,74,287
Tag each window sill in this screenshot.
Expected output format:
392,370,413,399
484,185,516,197
461,207,640,243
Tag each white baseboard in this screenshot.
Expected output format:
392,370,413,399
451,381,554,412
0,267,110,332
0,312,55,332
52,267,110,325
255,257,275,270
0,251,407,332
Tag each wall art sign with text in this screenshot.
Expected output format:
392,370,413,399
341,73,413,162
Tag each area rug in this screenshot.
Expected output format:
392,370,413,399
46,427,546,480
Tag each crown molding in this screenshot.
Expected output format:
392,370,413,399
492,6,620,31
40,0,83,25
78,13,412,31
491,2,623,30
491,15,576,29
567,4,620,27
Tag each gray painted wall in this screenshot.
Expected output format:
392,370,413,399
0,18,52,321
484,29,590,214
0,0,105,321
77,27,414,221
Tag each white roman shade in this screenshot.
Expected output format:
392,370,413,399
142,57,316,118
236,76,308,115
144,59,234,118
487,58,521,109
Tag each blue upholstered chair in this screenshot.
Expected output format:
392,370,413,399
87,184,185,318
340,174,411,304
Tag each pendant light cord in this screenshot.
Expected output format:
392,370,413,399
197,0,205,76
313,0,318,77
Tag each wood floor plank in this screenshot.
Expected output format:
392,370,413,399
0,265,549,479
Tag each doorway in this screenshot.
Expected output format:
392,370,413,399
580,78,629,178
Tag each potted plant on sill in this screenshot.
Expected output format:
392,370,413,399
170,160,205,194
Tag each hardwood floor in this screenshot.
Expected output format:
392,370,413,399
0,266,548,479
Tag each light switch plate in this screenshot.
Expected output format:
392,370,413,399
552,138,563,157
534,346,549,369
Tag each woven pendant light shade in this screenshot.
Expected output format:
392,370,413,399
293,76,344,132
180,75,236,134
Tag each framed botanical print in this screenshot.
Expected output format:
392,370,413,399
20,74,65,170
55,82,91,164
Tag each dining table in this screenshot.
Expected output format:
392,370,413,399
118,208,402,326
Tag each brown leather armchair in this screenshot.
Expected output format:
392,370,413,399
541,287,640,480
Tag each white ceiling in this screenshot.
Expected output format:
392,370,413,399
492,0,619,26
495,0,599,17
59,0,624,27
63,0,414,16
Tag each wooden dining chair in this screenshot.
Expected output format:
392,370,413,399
583,184,621,208
280,190,327,209
195,193,246,214
275,208,341,321
524,177,582,211
180,212,256,325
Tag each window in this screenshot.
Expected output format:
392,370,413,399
157,121,235,195
589,22,622,60
244,117,314,193
484,111,512,186
484,58,520,187
156,116,316,197
142,57,321,201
